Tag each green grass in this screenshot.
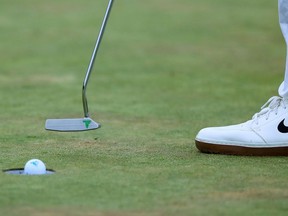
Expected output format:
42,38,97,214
1,0,288,215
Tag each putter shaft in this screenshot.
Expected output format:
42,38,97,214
82,0,114,117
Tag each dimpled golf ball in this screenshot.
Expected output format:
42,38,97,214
24,159,46,175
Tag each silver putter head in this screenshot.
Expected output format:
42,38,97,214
45,117,100,132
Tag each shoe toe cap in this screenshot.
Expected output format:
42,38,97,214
196,125,264,145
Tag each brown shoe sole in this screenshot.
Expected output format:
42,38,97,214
195,140,288,156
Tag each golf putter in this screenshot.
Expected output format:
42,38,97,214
45,0,114,132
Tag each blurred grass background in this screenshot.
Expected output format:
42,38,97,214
1,0,288,215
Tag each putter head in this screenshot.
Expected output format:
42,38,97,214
45,117,100,132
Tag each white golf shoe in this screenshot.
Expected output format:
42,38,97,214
195,96,288,156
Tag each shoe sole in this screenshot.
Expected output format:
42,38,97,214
195,140,288,156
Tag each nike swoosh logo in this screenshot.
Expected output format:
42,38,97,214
278,119,288,133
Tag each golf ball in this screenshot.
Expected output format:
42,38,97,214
24,159,46,175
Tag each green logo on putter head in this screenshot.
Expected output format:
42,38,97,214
83,119,92,129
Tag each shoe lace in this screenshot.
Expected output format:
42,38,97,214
252,96,287,124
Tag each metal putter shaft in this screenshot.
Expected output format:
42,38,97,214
45,0,114,132
83,0,114,118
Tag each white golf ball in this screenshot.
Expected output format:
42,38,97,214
24,159,46,175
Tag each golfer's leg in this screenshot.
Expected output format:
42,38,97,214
278,0,288,97
195,0,288,156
